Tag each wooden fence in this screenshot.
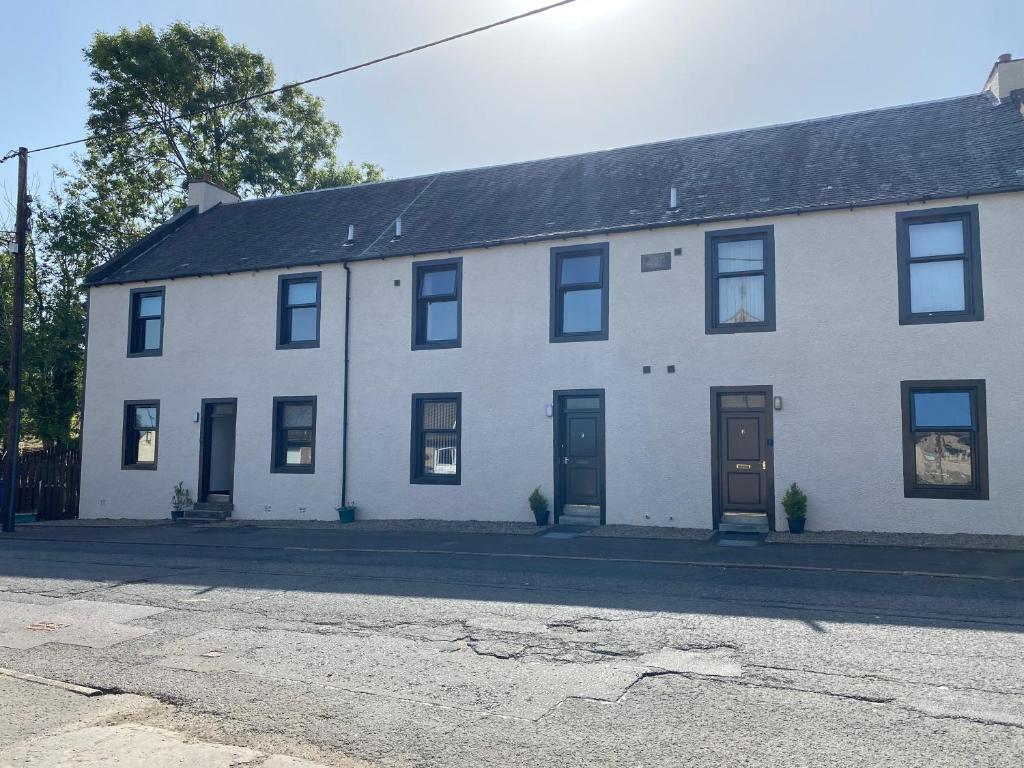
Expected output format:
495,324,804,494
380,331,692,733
5,444,81,520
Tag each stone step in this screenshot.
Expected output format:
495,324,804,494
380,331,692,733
183,502,233,521
558,516,599,527
559,505,601,526
719,512,769,533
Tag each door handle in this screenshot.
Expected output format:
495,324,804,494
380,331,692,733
563,457,570,465
762,460,767,471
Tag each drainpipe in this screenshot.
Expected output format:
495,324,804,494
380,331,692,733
341,262,352,507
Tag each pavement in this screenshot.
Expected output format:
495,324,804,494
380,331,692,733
0,521,1022,766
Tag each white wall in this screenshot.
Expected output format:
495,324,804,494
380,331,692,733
81,193,1024,533
80,265,346,520
345,193,1024,535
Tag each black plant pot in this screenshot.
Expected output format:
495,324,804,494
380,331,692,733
787,517,806,533
533,510,550,526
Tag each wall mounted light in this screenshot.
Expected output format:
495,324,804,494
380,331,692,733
192,411,200,422
545,403,553,418
773,396,783,411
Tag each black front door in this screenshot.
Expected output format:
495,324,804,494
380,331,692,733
554,390,605,521
712,388,774,528
199,399,237,502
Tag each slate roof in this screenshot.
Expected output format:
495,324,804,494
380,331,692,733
87,92,1024,286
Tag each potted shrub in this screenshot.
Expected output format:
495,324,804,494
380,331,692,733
782,482,807,533
171,482,193,520
528,487,550,526
337,504,357,524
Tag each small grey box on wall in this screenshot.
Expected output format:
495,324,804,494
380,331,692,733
641,252,671,272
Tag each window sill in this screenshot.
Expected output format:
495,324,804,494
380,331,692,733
271,465,316,474
904,487,988,501
706,322,776,335
550,331,609,344
411,340,461,351
127,350,163,358
121,463,158,471
899,312,984,326
276,341,320,350
411,476,461,486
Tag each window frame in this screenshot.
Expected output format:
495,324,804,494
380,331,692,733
410,392,462,485
127,286,165,357
411,257,463,351
896,205,984,325
276,272,322,350
900,379,988,500
704,225,776,334
271,395,317,474
550,242,610,343
121,399,160,470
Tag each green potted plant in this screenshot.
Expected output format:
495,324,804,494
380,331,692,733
528,487,550,526
782,482,807,533
337,504,357,524
171,482,193,520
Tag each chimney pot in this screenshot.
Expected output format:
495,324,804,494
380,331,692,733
998,53,1012,63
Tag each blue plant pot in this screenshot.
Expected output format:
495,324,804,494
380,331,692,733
787,517,806,533
337,506,356,524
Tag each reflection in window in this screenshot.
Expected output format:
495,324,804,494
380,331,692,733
552,246,608,342
414,260,461,348
129,289,164,355
123,402,158,468
273,397,316,472
412,394,461,484
278,274,320,347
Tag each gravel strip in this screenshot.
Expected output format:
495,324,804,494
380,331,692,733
767,529,1024,551
583,525,713,541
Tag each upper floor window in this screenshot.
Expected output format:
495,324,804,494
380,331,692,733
271,396,317,473
550,243,609,343
410,393,461,485
900,380,988,500
128,287,165,356
277,272,321,349
412,258,462,350
122,400,159,469
896,205,983,325
705,226,776,334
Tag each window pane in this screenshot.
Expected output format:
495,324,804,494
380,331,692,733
143,318,162,350
287,281,317,306
288,306,317,342
422,400,457,430
285,429,312,443
720,394,766,409
425,300,458,341
562,288,603,333
286,446,313,465
138,295,163,317
423,431,458,475
420,268,457,297
565,397,600,410
281,403,313,428
909,260,966,313
913,391,972,428
717,239,763,273
560,254,601,285
718,275,765,324
909,220,964,258
914,432,972,486
134,430,156,463
133,406,157,429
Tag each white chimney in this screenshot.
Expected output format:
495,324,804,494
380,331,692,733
984,53,1024,101
187,179,240,213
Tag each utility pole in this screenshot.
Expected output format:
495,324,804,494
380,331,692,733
2,147,28,533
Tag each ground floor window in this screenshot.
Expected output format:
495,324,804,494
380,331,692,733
900,380,987,499
411,393,461,484
122,400,159,469
272,396,317,473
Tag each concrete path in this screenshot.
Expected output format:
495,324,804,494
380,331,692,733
1,523,1022,766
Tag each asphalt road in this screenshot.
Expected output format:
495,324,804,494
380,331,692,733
1,523,1022,767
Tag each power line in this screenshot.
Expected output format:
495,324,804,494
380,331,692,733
0,0,577,164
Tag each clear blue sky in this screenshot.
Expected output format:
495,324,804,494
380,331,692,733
1,0,1021,206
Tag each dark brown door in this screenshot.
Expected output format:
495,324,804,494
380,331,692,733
555,391,605,515
712,389,773,527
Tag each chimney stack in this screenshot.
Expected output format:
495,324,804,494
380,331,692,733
187,177,240,213
984,53,1024,101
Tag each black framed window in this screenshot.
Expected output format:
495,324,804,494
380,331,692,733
128,287,165,356
901,380,987,500
122,400,159,469
705,226,775,334
412,258,462,350
410,393,461,485
271,396,317,473
277,272,321,349
896,205,983,325
550,243,609,342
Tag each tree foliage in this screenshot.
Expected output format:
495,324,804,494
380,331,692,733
1,22,381,449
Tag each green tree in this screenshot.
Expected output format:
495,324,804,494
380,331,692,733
6,22,382,447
